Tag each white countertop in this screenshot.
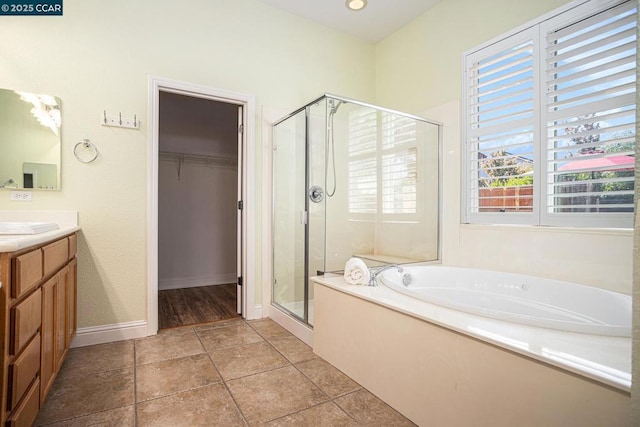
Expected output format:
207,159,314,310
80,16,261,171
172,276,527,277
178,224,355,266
0,226,80,252
0,210,79,252
313,275,631,392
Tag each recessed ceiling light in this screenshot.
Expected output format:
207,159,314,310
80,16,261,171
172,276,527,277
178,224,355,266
346,0,367,11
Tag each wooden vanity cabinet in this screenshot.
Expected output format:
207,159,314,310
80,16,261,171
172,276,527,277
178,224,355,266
0,233,78,426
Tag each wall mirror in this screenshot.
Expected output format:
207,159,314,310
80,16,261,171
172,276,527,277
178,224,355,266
0,88,62,190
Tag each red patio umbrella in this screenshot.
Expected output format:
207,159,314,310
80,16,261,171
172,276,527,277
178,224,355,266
557,155,635,172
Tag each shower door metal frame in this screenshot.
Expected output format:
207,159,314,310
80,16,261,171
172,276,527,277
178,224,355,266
271,106,313,326
270,96,329,325
302,106,311,325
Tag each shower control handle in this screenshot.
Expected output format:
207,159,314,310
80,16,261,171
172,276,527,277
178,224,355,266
309,186,324,203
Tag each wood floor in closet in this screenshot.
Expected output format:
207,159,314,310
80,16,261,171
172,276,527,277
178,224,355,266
159,283,239,329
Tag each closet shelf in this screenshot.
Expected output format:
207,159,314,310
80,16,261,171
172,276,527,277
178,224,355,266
160,151,238,180
159,151,238,167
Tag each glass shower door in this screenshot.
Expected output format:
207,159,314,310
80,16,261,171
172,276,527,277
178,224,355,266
272,109,307,321
272,94,442,329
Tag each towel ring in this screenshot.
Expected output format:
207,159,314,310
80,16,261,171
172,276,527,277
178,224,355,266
74,139,99,163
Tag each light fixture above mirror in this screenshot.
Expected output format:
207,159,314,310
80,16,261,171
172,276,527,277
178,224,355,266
346,0,367,11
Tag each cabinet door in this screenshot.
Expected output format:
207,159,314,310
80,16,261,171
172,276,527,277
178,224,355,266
40,275,56,402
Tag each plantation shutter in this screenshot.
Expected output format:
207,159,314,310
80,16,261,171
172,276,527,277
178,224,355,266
464,28,539,224
382,113,418,215
463,0,636,228
348,108,421,217
348,107,378,214
543,0,637,227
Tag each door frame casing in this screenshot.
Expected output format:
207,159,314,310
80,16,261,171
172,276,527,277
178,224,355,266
147,76,258,336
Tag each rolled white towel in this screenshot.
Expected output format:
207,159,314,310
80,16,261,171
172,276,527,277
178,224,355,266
344,257,370,285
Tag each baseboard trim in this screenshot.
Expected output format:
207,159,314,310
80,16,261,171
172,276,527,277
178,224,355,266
71,302,264,348
159,273,237,290
71,320,150,348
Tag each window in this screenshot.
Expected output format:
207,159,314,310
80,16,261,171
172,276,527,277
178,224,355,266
348,107,378,215
348,107,419,219
463,0,636,228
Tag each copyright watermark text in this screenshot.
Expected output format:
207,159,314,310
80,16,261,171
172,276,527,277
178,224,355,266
0,0,62,15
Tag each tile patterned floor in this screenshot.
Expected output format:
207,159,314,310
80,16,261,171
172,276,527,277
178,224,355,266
34,318,415,426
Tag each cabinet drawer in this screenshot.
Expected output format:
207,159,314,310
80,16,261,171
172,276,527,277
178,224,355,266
6,378,40,427
43,238,68,278
68,233,77,259
12,249,43,299
11,288,42,355
8,334,41,411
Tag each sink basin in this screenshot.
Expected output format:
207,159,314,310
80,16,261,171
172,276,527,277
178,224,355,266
0,222,59,235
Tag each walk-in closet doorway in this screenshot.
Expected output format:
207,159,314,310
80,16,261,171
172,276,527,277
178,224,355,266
157,91,241,328
147,77,255,334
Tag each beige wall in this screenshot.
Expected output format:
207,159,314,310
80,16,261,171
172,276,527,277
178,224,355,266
0,0,376,328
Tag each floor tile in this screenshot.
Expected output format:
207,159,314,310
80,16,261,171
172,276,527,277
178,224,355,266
194,317,244,332
59,340,134,378
248,319,293,339
35,367,134,425
209,340,289,381
36,318,415,427
37,405,135,427
296,358,361,398
265,401,358,426
135,327,205,365
227,365,328,424
136,383,245,427
136,353,221,402
197,322,264,351
269,335,317,364
334,389,415,426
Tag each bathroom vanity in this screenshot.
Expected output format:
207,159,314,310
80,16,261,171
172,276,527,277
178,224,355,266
0,228,78,426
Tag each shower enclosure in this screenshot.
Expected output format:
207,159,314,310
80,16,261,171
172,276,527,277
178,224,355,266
272,94,441,326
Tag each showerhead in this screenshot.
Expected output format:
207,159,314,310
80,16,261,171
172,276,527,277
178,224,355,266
329,99,344,115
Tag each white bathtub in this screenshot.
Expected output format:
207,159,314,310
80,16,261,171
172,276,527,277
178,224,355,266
312,266,631,392
378,265,632,337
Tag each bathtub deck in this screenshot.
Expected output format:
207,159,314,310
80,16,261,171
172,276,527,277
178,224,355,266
312,277,630,426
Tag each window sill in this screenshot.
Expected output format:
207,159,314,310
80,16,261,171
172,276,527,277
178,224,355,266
459,223,633,237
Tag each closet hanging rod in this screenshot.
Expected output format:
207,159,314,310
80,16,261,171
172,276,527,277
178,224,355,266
159,151,238,166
